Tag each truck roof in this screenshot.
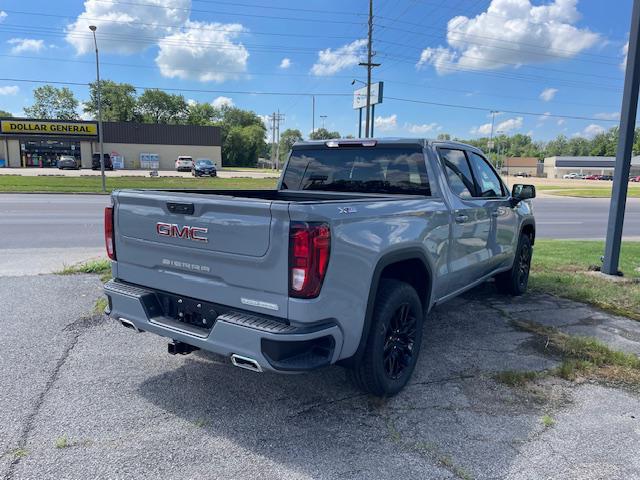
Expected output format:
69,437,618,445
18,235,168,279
292,137,484,153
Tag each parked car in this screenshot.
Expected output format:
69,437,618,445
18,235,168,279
514,171,531,178
585,174,600,180
599,175,613,181
57,155,80,170
104,138,536,396
192,158,217,177
175,156,194,172
631,176,640,182
91,153,113,171
563,173,579,179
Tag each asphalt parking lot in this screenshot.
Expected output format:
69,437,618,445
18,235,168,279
2,273,639,480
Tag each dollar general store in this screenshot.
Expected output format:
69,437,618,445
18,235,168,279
0,118,222,169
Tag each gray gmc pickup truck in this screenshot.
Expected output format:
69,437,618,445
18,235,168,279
104,138,535,396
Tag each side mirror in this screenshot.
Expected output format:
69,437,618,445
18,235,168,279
511,184,536,205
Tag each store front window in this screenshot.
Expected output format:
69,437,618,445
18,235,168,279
21,139,81,168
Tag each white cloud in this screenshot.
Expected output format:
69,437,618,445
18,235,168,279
593,111,620,121
579,124,606,138
0,85,19,95
374,114,397,132
417,0,600,75
538,111,552,121
621,41,629,71
65,0,191,55
311,39,367,76
279,58,291,69
406,122,439,134
8,38,45,54
557,118,565,126
156,21,248,82
539,87,558,102
0,11,7,22
471,116,523,136
212,96,234,108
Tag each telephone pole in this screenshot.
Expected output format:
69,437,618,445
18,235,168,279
359,0,380,138
269,111,285,169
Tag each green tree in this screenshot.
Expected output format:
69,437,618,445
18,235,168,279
84,80,139,122
137,89,188,124
217,107,267,166
278,128,303,163
24,85,79,120
186,102,220,126
0,110,12,118
436,133,451,141
309,127,340,140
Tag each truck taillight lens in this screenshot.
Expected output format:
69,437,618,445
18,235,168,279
289,222,330,298
104,206,116,260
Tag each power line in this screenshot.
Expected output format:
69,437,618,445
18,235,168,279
0,77,621,123
384,95,621,122
0,53,619,110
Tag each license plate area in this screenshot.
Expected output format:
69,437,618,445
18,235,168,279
155,292,219,331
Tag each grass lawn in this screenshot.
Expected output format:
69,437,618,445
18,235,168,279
0,175,277,193
531,240,640,320
537,184,640,198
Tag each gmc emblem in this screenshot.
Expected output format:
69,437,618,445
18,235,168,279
156,222,208,243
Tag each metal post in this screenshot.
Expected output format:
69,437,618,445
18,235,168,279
488,110,497,159
602,0,640,275
89,25,106,193
358,108,362,138
364,0,373,138
311,95,315,135
370,104,375,137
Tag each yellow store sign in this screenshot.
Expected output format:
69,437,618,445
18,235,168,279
0,120,98,136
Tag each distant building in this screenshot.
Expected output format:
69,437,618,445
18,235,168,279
501,157,541,177
0,118,222,170
543,156,640,178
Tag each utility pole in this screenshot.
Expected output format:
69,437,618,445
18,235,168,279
312,95,315,136
320,115,327,129
269,111,285,169
276,109,284,169
603,0,640,275
359,0,380,138
488,110,498,159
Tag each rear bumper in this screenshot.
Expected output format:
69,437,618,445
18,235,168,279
104,280,343,373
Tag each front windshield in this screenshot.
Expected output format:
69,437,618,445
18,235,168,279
196,160,213,166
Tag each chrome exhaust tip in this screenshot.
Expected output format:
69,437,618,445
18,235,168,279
119,317,141,333
230,354,263,373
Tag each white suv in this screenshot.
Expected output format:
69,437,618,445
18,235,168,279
175,156,193,172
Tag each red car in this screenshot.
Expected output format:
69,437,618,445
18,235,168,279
585,174,600,180
631,176,640,182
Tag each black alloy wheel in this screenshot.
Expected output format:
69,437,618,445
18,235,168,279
383,303,418,379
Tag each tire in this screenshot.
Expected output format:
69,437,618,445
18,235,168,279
495,234,532,295
347,279,424,397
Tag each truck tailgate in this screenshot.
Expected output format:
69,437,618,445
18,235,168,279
112,190,290,316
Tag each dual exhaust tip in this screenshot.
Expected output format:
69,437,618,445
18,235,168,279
230,354,263,373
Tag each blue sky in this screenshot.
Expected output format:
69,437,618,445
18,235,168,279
0,0,632,140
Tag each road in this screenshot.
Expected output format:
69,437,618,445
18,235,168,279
0,194,638,253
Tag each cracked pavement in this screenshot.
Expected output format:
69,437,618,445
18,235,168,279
1,275,639,480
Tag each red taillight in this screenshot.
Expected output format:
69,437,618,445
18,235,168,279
104,206,116,260
289,222,330,298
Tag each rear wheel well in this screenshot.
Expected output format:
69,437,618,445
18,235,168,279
522,223,535,245
379,258,430,312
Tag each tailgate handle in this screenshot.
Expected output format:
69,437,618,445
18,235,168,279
167,202,194,215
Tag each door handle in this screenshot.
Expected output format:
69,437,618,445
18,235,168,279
490,211,500,217
454,214,468,223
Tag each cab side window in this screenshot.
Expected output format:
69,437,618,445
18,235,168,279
467,152,505,198
438,148,476,198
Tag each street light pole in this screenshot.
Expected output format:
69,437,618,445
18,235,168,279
320,115,327,129
89,25,106,193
